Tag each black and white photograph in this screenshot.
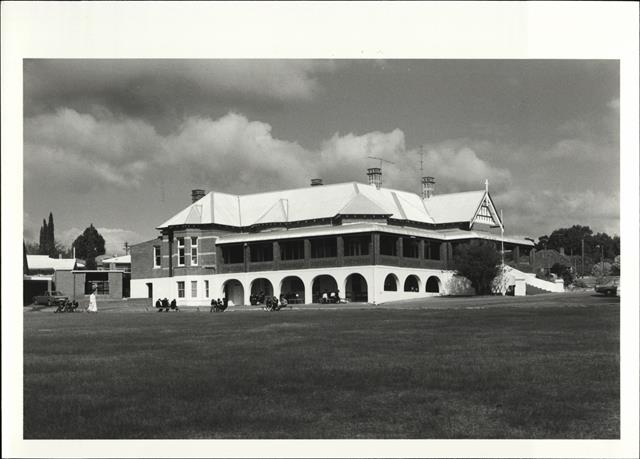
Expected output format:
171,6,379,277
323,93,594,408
2,2,639,458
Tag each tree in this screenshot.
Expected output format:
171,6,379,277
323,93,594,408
38,218,48,255
453,240,502,295
36,212,59,257
25,240,40,255
72,224,106,269
47,212,56,257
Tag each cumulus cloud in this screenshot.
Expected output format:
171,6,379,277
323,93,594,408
24,107,514,199
60,227,144,257
417,140,512,193
24,108,161,190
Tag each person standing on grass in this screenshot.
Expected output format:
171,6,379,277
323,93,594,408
86,287,98,313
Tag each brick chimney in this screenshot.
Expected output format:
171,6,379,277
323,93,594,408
310,178,323,186
191,189,205,203
367,167,382,189
421,176,435,199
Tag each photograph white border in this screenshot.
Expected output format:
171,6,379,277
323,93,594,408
2,2,638,458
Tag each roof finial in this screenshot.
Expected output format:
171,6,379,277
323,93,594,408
485,179,489,192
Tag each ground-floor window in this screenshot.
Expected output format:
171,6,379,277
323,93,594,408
191,280,197,297
177,281,185,298
205,280,209,298
85,272,109,294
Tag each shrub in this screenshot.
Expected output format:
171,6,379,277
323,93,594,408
453,241,501,295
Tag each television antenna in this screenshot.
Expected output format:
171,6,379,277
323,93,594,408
367,156,395,168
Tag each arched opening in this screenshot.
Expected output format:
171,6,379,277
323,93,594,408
345,273,368,303
426,276,441,293
312,274,339,303
404,275,420,292
384,273,398,291
250,278,273,305
222,279,244,306
280,276,305,304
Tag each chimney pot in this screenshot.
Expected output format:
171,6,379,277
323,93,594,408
191,189,206,203
311,178,323,186
421,176,435,199
367,167,382,190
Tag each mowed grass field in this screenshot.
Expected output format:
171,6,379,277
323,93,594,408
23,293,619,439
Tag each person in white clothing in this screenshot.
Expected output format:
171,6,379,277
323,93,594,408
87,289,98,313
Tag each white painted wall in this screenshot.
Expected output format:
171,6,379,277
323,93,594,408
132,264,463,306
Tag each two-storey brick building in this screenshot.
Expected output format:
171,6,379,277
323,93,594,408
131,170,535,306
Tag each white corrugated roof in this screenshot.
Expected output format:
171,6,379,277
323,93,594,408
101,254,131,264
425,190,487,224
26,255,76,271
156,182,501,230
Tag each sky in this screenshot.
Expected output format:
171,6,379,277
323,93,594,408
23,59,620,255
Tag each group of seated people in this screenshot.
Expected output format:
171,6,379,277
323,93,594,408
210,297,228,312
320,290,342,304
155,298,179,312
54,299,79,313
249,291,289,311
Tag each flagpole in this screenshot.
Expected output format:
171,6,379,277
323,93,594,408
500,209,504,267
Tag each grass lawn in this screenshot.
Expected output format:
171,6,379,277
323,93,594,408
23,295,619,439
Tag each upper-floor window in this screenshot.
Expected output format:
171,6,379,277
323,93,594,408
425,240,441,260
250,242,273,262
222,244,244,264
403,238,419,258
311,238,337,258
177,237,185,266
280,240,304,260
190,237,198,266
380,235,397,256
153,246,161,268
345,235,370,257
177,281,185,298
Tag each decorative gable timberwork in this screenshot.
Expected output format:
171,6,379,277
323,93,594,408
470,193,503,229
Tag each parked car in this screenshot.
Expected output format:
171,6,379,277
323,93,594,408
33,291,69,306
594,279,619,296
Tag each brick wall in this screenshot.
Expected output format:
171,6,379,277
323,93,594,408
131,238,167,280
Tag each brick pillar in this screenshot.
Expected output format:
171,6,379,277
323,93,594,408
396,237,403,258
304,239,311,268
273,241,280,270
514,246,520,264
530,248,536,266
419,239,426,268
372,233,380,265
337,236,344,267
243,244,250,273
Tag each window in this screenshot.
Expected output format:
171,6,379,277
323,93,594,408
153,246,161,268
250,242,273,262
190,237,198,266
205,280,209,298
403,238,419,258
345,235,370,256
280,240,304,260
222,244,244,264
311,238,337,258
177,281,185,298
177,237,185,266
380,235,397,256
191,280,197,297
425,240,441,260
